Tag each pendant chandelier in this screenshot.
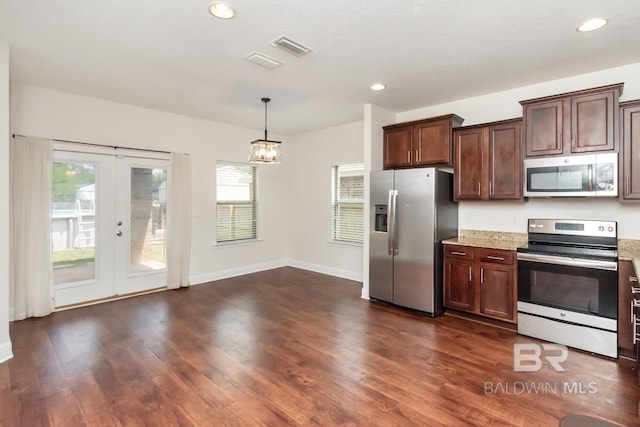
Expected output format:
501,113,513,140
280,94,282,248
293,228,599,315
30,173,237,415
248,97,282,163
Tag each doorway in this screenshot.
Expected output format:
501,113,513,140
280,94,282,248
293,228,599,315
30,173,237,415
51,145,169,307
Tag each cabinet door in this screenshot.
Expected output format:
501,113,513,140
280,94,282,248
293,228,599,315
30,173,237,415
488,121,522,200
444,257,475,311
524,99,564,157
453,128,484,200
618,261,637,353
571,91,616,153
478,263,515,322
383,126,412,169
622,102,640,199
414,119,451,166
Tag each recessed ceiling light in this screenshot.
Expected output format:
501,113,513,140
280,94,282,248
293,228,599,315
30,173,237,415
371,83,386,91
209,2,236,19
577,18,608,32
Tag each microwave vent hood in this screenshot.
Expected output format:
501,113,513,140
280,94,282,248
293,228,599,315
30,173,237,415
523,153,618,198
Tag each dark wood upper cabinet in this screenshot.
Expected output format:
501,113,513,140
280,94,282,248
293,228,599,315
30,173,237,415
453,118,522,201
383,114,464,169
383,126,413,168
453,127,484,199
520,83,623,157
523,99,563,156
620,100,640,200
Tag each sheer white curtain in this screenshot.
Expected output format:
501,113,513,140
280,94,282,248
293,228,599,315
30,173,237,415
166,152,192,289
10,135,54,319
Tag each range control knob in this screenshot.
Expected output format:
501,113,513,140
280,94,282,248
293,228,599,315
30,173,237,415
598,226,605,232
607,226,614,232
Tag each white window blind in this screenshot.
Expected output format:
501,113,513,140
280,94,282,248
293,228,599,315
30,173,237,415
216,163,257,242
332,163,364,244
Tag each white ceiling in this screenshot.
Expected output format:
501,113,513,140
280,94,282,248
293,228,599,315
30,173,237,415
1,0,639,135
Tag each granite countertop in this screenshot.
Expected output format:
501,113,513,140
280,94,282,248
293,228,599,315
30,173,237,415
619,240,640,277
444,232,640,276
442,230,527,251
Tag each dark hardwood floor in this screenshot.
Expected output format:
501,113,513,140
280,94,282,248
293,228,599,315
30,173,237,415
1,267,639,426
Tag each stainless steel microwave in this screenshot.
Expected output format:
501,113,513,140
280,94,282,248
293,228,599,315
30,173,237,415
523,153,618,197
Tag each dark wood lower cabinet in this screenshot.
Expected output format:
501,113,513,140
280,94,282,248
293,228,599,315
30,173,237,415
443,248,475,311
479,262,515,320
444,245,516,323
618,261,636,355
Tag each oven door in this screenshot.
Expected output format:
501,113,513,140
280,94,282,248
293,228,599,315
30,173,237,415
517,252,618,319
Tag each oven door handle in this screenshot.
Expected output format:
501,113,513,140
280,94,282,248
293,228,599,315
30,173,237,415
517,252,617,271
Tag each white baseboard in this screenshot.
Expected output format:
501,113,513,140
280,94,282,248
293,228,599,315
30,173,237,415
189,259,363,286
286,259,363,282
189,259,289,285
0,340,13,364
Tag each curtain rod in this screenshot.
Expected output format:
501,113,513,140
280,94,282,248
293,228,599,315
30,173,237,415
12,134,171,154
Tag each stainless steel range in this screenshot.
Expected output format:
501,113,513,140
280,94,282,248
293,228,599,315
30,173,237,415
517,219,618,358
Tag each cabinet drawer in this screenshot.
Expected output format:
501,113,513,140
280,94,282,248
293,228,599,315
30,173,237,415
444,245,474,260
476,248,514,265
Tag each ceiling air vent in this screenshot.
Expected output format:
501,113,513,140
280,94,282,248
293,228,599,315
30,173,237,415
245,52,283,69
271,35,312,57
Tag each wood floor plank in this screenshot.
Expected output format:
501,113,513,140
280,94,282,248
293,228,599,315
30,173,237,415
3,266,640,426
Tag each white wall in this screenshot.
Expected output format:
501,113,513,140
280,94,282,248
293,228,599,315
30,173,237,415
393,62,640,239
10,84,292,288
287,121,364,281
0,42,13,363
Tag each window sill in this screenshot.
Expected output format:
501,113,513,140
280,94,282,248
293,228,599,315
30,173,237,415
214,238,262,248
329,239,363,248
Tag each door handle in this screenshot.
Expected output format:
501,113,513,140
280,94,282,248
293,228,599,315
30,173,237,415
116,231,123,236
390,190,398,255
387,190,396,255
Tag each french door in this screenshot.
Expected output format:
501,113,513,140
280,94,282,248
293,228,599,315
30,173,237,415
51,147,169,307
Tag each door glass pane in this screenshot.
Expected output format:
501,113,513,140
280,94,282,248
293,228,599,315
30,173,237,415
51,162,96,285
130,167,167,274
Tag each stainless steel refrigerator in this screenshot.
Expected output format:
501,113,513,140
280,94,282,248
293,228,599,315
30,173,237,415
369,168,458,316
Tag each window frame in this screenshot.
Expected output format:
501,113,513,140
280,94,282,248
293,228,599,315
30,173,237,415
331,163,364,245
215,161,258,244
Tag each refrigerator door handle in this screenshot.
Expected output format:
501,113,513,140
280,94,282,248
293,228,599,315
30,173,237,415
387,189,398,255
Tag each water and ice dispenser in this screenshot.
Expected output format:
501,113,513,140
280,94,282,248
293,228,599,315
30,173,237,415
374,205,387,232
